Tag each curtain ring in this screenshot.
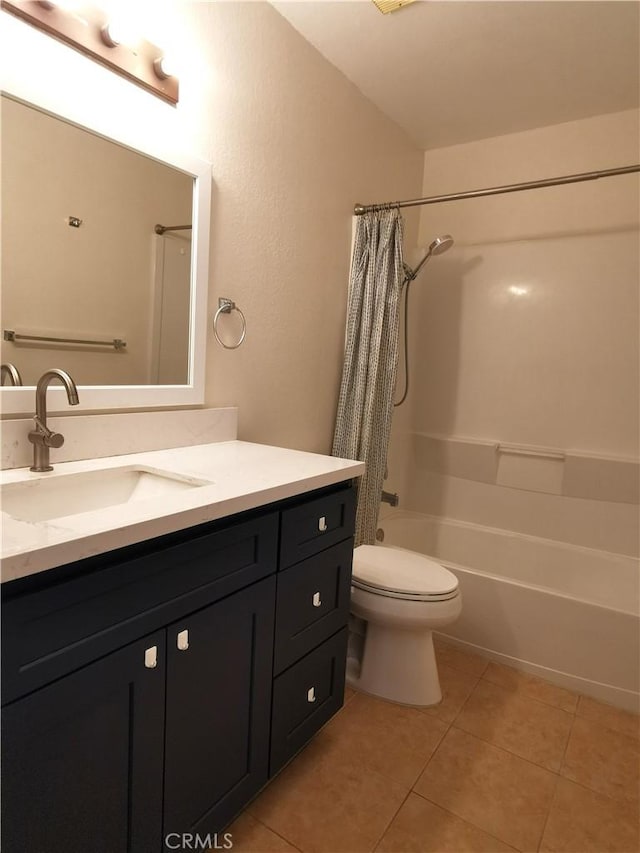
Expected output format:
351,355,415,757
213,298,246,349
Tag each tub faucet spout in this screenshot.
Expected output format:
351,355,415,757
381,490,399,507
28,369,80,472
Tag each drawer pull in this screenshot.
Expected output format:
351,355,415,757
318,516,328,532
144,646,158,669
307,687,316,703
312,591,322,608
177,630,189,651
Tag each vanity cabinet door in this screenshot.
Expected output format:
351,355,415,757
163,575,276,844
1,631,166,853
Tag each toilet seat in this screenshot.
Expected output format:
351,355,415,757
353,545,459,602
351,578,459,602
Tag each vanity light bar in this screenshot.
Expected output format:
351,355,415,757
1,0,179,105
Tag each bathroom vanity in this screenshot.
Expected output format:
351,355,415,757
1,442,362,853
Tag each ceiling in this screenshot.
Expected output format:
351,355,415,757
272,1,640,150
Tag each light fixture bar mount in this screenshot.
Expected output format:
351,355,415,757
1,0,179,105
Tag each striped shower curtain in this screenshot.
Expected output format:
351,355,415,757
332,209,405,546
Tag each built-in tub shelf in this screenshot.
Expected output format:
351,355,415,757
411,431,639,505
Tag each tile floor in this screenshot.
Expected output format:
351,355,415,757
227,639,640,853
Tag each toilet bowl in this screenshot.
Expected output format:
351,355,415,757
347,545,462,706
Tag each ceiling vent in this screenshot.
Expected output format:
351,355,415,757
372,0,417,14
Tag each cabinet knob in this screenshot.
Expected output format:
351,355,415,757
307,687,316,703
312,591,322,608
144,646,158,669
177,629,189,651
318,516,327,532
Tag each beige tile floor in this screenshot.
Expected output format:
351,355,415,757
227,639,640,853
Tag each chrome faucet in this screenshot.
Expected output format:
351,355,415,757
29,369,80,472
1,363,23,386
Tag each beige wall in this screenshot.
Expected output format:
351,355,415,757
418,109,640,246
385,110,640,554
196,3,422,452
1,96,192,386
1,3,423,451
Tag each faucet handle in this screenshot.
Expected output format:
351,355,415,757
28,428,64,449
45,432,65,449
31,417,64,448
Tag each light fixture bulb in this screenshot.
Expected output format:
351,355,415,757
41,0,83,9
100,19,139,48
153,55,175,80
100,22,119,46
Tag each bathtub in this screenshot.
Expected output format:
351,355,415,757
377,511,640,712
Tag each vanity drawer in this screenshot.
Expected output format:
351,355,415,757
280,484,356,569
2,513,278,703
273,539,352,675
270,628,347,775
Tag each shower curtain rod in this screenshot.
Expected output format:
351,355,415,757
353,164,640,215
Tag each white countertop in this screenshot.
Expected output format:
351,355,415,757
1,441,364,583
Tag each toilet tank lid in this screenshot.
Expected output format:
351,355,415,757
353,545,458,596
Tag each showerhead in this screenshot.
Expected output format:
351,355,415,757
404,234,455,282
428,234,454,256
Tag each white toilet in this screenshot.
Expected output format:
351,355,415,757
347,545,462,706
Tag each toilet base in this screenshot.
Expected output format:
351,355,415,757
348,622,442,707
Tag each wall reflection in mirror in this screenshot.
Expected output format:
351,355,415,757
1,95,194,386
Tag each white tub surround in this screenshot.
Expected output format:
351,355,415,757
1,408,238,470
1,442,364,583
378,512,640,713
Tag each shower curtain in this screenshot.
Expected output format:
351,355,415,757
332,209,405,546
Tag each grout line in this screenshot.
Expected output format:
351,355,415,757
410,790,520,852
557,716,639,808
434,643,490,680
413,719,562,853
480,669,581,716
446,679,578,776
445,721,568,778
573,704,640,741
251,814,304,852
535,760,564,853
409,711,455,790
465,677,578,726
553,769,640,809
557,704,576,777
535,774,560,853
371,788,413,853
448,673,482,726
448,718,569,777
558,714,640,802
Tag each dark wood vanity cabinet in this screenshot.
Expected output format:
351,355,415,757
2,631,167,853
1,481,356,853
163,578,276,839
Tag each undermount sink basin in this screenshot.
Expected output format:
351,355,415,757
2,466,212,523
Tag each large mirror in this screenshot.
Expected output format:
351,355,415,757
0,87,211,416
2,94,194,387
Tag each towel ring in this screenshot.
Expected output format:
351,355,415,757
213,298,246,349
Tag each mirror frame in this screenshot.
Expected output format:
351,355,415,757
1,68,211,416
